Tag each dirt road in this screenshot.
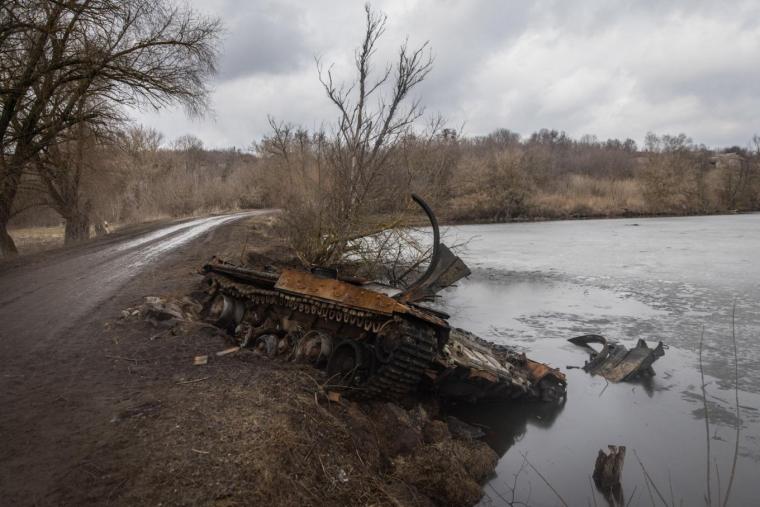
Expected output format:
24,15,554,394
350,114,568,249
0,211,268,505
0,213,257,349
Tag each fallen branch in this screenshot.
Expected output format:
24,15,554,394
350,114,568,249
633,449,670,507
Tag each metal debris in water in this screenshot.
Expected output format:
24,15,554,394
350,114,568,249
568,334,665,382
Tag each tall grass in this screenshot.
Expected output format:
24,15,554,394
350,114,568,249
531,175,646,218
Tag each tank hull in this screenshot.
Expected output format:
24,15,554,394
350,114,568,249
202,260,566,403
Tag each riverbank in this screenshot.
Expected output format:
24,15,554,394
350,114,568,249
442,207,755,226
101,305,501,506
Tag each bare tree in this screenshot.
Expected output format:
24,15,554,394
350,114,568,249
32,111,113,243
0,0,221,256
173,134,205,173
266,3,434,268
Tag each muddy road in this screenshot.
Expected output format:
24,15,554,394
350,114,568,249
0,213,257,349
0,211,268,504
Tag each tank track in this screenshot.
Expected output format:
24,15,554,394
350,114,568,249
357,319,437,399
208,276,438,399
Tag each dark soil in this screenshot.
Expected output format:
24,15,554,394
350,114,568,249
0,214,498,506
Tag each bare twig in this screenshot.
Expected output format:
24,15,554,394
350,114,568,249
722,300,740,507
643,473,656,507
698,325,712,506
487,483,513,506
633,449,670,507
521,452,569,507
625,485,638,507
599,378,610,397
176,376,209,385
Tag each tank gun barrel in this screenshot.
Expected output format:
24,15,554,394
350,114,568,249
202,260,279,288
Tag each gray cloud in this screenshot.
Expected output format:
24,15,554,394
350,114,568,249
214,1,311,79
133,0,760,149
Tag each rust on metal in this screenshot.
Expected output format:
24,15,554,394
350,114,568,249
275,268,407,315
524,358,566,384
201,194,568,404
403,303,449,328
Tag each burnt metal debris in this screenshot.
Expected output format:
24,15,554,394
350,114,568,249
568,334,665,382
200,194,566,404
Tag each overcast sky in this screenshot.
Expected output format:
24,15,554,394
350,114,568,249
134,0,760,149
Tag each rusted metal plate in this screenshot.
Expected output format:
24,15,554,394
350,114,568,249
525,358,567,384
275,269,406,315
404,304,448,328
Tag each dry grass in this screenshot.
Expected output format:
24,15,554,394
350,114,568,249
102,311,498,507
8,225,65,254
531,175,646,218
447,174,648,222
9,221,131,254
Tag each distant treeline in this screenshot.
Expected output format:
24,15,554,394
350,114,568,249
252,126,760,223
11,126,759,234
443,129,759,222
10,127,262,230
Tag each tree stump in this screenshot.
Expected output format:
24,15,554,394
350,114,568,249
593,445,626,506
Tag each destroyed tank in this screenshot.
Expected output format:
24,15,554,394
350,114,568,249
201,195,566,403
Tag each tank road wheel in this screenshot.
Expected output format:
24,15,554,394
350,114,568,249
277,335,295,357
204,294,246,332
254,334,279,358
326,341,368,389
294,330,333,366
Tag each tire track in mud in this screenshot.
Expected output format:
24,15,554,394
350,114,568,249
0,212,261,355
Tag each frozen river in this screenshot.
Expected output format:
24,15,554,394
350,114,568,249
437,214,760,506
